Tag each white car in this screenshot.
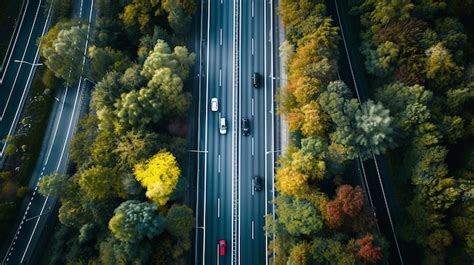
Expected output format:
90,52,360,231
219,118,227,135
211,98,219,112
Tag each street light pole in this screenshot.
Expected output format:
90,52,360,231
25,210,51,222
188,150,208,153
83,78,96,85
265,150,281,155
14,60,43,66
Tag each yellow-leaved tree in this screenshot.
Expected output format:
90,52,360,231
134,150,181,206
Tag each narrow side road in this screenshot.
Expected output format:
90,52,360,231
1,0,96,264
0,0,52,167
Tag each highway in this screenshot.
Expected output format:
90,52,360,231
1,0,96,263
0,0,53,167
194,0,277,264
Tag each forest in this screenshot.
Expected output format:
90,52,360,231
352,0,473,264
272,0,473,264
271,0,391,264
35,0,197,263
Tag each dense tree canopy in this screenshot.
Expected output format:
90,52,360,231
356,0,474,262
39,1,196,263
109,200,164,242
40,22,88,83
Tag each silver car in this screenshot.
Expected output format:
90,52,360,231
211,98,218,112
219,117,227,135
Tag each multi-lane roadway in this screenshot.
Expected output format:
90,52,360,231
194,0,277,264
239,0,276,264
200,0,235,264
0,0,53,167
1,0,96,263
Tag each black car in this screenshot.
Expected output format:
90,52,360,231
253,176,263,192
252,72,261,88
241,118,250,136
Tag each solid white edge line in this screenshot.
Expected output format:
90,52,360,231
0,7,44,164
202,0,211,263
270,0,277,263
238,0,243,263
263,0,269,264
55,77,82,172
0,0,42,119
0,0,29,83
194,0,205,263
20,196,48,263
334,1,404,264
20,1,94,262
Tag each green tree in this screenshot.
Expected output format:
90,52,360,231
434,17,467,53
375,82,433,133
354,100,394,158
318,81,360,160
99,236,153,264
141,40,195,80
38,173,68,197
109,200,164,242
114,130,159,168
77,166,121,200
70,115,98,166
310,237,356,265
165,2,192,39
358,0,414,29
88,46,130,81
165,204,194,257
275,195,323,236
120,0,163,33
40,23,88,82
363,41,399,77
288,242,311,265
425,43,463,89
446,86,474,114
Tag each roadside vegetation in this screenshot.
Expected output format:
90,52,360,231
29,0,196,263
351,0,474,264
268,1,394,264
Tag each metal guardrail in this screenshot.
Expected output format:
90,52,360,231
232,0,240,263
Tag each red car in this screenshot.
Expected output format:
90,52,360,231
219,240,226,256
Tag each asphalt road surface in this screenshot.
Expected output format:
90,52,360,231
1,0,96,264
194,0,235,264
239,0,275,263
195,0,277,264
0,0,53,167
